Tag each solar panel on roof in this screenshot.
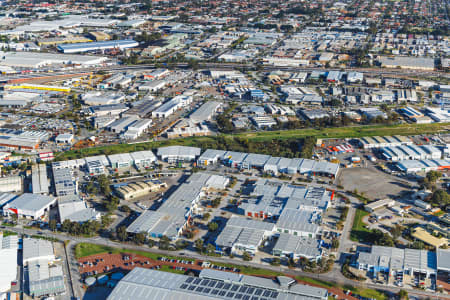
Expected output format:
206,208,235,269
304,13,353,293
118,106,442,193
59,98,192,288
251,296,259,300
270,291,278,298
255,289,263,296
196,287,204,292
204,288,211,293
216,282,224,289
219,290,227,296
186,277,194,283
211,289,219,295
243,295,250,300
201,279,210,285
247,287,255,294
235,294,243,299
263,290,271,297
231,284,239,291
223,283,231,290
239,286,248,293
194,278,202,284
208,281,216,287
188,285,196,291
227,292,235,297
180,284,188,289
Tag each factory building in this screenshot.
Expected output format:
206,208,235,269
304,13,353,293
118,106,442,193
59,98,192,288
359,135,413,149
152,95,193,118
0,176,22,193
23,238,65,298
189,101,222,124
31,164,49,195
130,151,156,169
2,193,57,219
57,39,138,53
157,146,201,163
354,246,437,280
127,173,228,240
396,159,450,173
272,233,322,261
364,199,396,213
52,167,77,196
380,145,442,161
379,56,435,70
58,195,100,223
108,153,133,169
0,233,18,293
114,180,166,200
107,268,328,300
215,216,275,255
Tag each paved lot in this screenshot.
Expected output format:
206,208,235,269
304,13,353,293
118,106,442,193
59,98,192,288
337,167,414,200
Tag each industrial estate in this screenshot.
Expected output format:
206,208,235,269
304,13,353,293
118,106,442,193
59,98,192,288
0,0,449,300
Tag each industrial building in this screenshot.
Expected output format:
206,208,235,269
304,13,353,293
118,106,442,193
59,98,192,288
32,164,49,195
0,233,18,293
23,238,65,298
130,151,156,169
396,159,450,173
85,155,109,176
83,103,128,117
52,167,77,196
189,101,222,124
115,180,166,200
364,199,396,212
152,95,193,118
57,39,138,53
108,153,134,169
272,233,322,261
380,145,441,161
123,99,161,118
107,116,140,133
127,173,228,240
359,135,413,149
157,146,201,163
215,216,275,255
123,118,152,140
354,246,437,280
2,193,57,219
379,56,435,70
55,133,74,144
107,268,328,300
58,195,100,223
0,51,107,68
0,176,22,193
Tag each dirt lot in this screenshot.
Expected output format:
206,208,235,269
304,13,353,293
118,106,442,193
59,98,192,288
337,167,415,200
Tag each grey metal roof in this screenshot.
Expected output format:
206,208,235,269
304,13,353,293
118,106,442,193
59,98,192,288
276,210,319,234
198,149,227,162
126,210,164,234
27,261,65,297
437,248,450,272
273,233,321,259
0,192,17,207
5,193,56,214
23,238,54,263
157,146,201,159
107,268,328,300
190,101,222,123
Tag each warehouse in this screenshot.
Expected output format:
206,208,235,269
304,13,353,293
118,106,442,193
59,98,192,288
108,153,133,169
396,159,450,173
365,199,396,212
0,175,22,193
107,116,140,133
23,238,65,298
359,135,413,149
85,155,109,176
32,164,49,195
115,180,166,200
57,39,138,53
127,173,228,240
3,193,57,219
381,145,441,161
83,103,128,117
437,248,450,278
52,167,77,196
123,118,152,140
157,146,201,163
130,151,156,169
123,99,161,118
0,233,18,293
58,195,100,223
379,56,435,70
354,246,437,280
151,95,192,118
138,80,167,92
250,116,277,128
215,216,275,255
189,101,222,123
107,268,328,300
55,133,74,144
275,210,321,238
272,233,322,261
0,51,108,68
197,149,227,166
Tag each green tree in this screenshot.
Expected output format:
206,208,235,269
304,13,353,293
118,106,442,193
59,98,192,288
430,189,450,208
194,238,204,252
398,289,408,300
61,219,72,232
206,243,216,255
208,222,219,232
49,219,57,231
133,232,147,245
331,239,339,249
159,236,170,250
242,251,252,261
116,226,128,241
